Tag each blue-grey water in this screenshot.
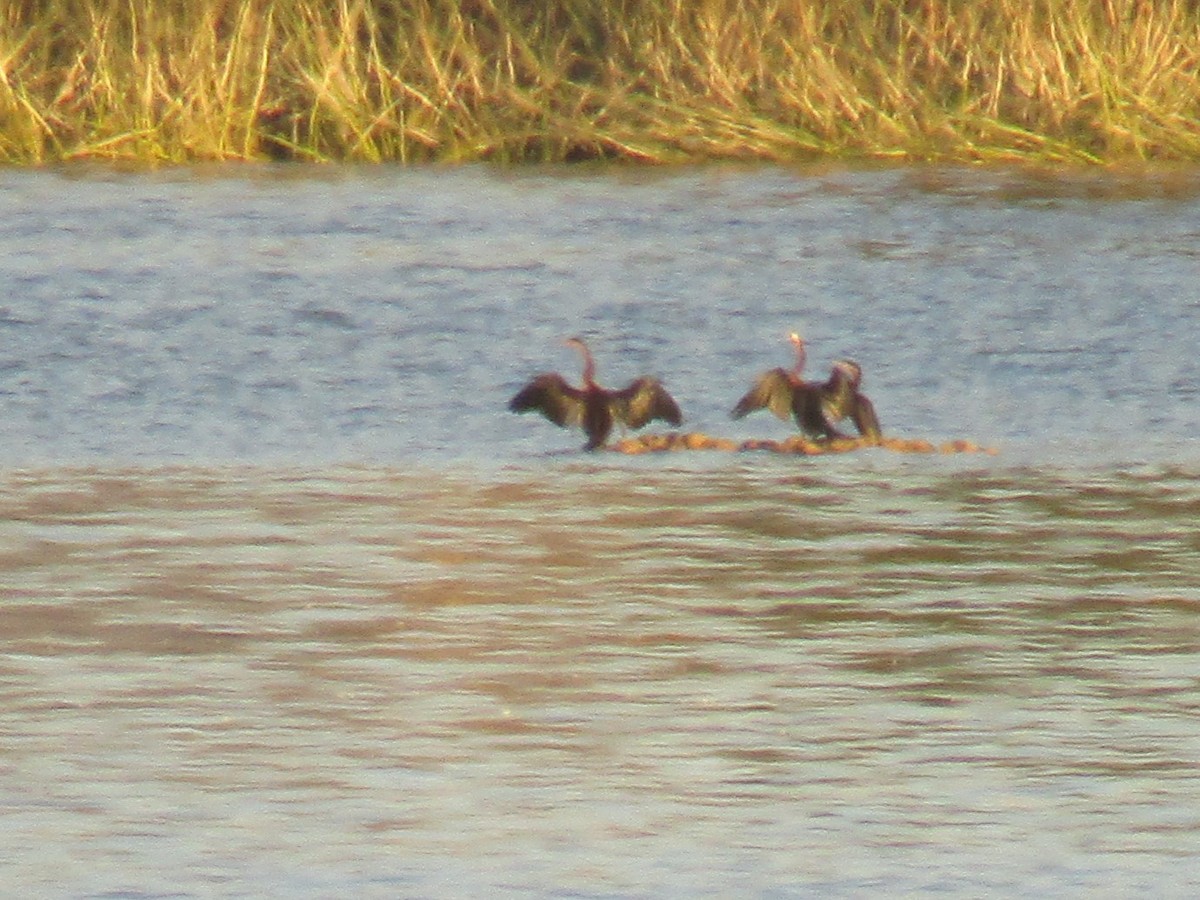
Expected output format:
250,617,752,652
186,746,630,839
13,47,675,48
2,163,1200,897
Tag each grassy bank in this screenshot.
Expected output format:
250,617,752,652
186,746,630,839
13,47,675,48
3,0,1200,165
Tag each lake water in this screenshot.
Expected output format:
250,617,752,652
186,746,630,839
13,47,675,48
2,162,1199,897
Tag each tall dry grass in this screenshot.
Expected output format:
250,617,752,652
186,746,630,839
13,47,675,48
3,0,1200,165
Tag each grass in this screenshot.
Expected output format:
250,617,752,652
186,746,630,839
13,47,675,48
3,0,1200,165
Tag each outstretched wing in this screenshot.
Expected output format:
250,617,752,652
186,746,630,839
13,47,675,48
823,360,881,440
818,371,855,426
851,392,882,440
611,377,683,429
796,384,843,438
731,368,795,421
508,373,586,428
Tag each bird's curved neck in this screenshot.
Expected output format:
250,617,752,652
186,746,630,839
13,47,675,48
575,342,597,386
791,341,807,377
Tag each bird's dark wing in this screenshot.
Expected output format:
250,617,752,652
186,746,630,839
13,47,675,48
851,392,882,440
508,373,586,427
798,384,846,438
611,377,683,429
731,368,795,421
818,373,855,425
816,364,880,440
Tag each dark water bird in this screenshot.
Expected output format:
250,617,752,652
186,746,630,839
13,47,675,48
508,337,683,450
731,332,882,440
821,358,882,440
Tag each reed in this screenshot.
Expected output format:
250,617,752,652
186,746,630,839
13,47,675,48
3,0,1200,165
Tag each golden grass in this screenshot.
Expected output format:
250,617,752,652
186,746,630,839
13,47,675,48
3,0,1200,165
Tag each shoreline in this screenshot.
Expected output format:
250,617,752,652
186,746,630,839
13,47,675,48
4,1,1200,167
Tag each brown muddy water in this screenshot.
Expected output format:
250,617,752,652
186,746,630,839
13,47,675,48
2,163,1200,896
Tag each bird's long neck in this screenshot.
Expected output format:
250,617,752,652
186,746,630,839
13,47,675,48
575,342,597,387
791,341,807,379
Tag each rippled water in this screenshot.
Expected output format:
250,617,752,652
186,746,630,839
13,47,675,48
2,163,1200,896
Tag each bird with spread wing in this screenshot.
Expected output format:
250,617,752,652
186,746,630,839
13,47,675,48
732,332,881,441
509,337,683,450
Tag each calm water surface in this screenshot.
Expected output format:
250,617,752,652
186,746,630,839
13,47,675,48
2,163,1200,896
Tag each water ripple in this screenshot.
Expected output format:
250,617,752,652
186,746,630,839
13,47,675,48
1,463,1198,893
